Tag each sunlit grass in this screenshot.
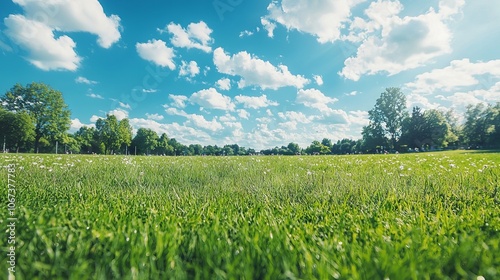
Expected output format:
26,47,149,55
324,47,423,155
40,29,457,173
1,152,499,279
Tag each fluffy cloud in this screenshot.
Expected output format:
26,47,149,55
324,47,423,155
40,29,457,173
234,94,279,109
213,47,309,90
340,0,464,81
4,15,81,71
108,108,128,121
161,21,213,53
296,88,338,112
179,60,200,77
136,39,176,69
70,118,94,132
4,0,120,70
262,0,363,43
216,78,231,90
313,75,324,86
86,93,104,99
146,113,164,121
185,114,223,132
189,88,235,111
278,111,312,123
10,0,121,48
237,109,250,119
119,102,131,110
168,94,189,108
75,76,97,85
405,59,500,94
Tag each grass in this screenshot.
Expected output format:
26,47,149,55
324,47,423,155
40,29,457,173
1,152,499,279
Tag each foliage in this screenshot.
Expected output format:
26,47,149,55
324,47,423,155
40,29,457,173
367,87,408,149
1,152,499,279
1,82,71,152
0,108,35,152
132,128,159,155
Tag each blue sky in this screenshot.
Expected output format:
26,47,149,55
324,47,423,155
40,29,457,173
1,0,499,149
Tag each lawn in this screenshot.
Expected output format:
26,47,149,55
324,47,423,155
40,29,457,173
1,152,499,279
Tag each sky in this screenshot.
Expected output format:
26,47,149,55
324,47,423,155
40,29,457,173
0,0,499,150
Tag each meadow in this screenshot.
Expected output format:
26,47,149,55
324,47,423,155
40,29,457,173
1,151,499,279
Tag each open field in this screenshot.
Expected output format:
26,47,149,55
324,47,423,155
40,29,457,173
1,151,499,279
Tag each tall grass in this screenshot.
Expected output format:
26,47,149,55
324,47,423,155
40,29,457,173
1,152,499,279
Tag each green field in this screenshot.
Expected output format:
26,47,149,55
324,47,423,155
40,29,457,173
1,152,499,279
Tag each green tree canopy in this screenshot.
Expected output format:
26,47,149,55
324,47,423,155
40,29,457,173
367,87,408,149
0,108,35,152
132,128,159,155
1,82,71,152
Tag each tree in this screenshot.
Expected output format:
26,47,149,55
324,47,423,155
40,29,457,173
95,115,121,154
400,106,426,149
361,123,387,152
74,126,100,154
305,140,330,155
0,108,35,152
421,109,452,149
287,142,301,154
367,87,408,149
1,82,71,152
118,118,133,154
155,133,174,155
132,128,158,155
463,103,488,148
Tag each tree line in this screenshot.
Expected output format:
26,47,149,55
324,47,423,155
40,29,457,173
1,83,499,155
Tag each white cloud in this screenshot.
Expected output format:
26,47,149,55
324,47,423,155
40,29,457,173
146,113,164,121
179,60,200,77
168,94,189,108
185,114,223,132
142,88,158,93
119,102,131,110
262,0,363,43
347,110,370,126
406,59,500,94
11,0,120,48
70,118,94,133
75,76,97,85
278,111,312,123
216,78,231,90
90,115,100,123
234,94,279,109
86,93,104,99
162,21,213,53
4,0,120,70
189,88,235,111
219,114,237,122
237,109,250,119
239,30,254,37
296,88,338,112
213,47,309,90
4,15,81,71
136,39,175,69
340,0,464,81
313,75,323,86
260,18,276,38
164,107,187,117
345,91,358,96
108,108,128,121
